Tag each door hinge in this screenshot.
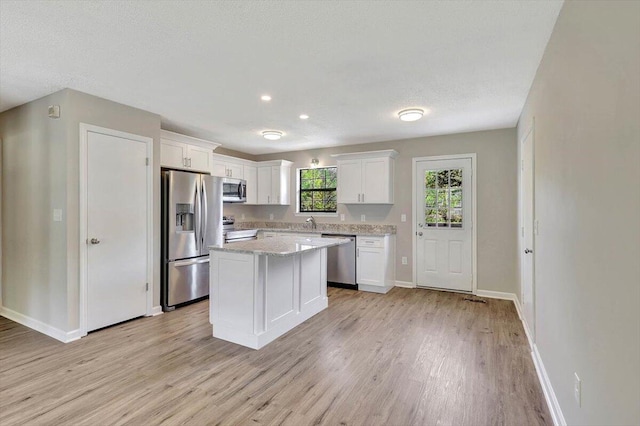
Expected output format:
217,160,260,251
145,157,149,166
145,283,149,291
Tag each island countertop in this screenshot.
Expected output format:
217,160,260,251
208,236,350,257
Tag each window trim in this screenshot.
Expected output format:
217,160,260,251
296,166,339,216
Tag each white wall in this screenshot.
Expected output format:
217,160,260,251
227,128,519,293
517,1,640,424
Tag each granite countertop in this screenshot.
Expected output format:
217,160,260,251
209,236,351,257
234,221,396,236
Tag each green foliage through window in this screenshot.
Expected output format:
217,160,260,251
299,167,337,213
424,169,463,228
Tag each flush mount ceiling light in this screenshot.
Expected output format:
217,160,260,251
261,95,272,101
398,108,424,122
299,114,309,120
262,130,283,141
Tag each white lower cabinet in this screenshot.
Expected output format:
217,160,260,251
356,235,395,294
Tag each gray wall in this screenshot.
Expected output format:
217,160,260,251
517,1,640,424
1,90,71,330
227,128,518,293
0,89,161,333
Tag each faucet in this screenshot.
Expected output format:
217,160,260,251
306,216,317,230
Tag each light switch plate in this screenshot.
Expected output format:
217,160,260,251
241,213,245,220
269,213,274,220
402,256,408,265
401,214,406,222
360,214,366,222
53,209,63,222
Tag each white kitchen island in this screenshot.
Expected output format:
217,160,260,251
209,236,349,349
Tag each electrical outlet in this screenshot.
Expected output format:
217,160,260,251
53,209,63,222
360,214,366,222
401,256,408,265
241,213,245,220
401,214,406,222
269,213,274,220
340,214,345,221
574,373,581,407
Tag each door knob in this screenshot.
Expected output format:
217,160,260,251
90,238,101,245
524,248,533,254
418,232,423,236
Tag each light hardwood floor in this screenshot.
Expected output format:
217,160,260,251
0,287,550,426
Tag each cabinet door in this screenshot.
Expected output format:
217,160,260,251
337,159,362,203
362,157,390,203
161,140,187,169
244,165,257,204
187,145,212,173
211,160,228,177
357,246,384,286
227,163,244,179
257,166,272,204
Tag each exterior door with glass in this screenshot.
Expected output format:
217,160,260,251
415,158,473,292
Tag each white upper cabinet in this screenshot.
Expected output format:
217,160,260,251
211,155,244,179
160,130,220,173
243,165,257,204
332,150,398,204
257,161,292,205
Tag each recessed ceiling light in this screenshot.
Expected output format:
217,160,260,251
299,114,309,120
262,130,283,140
261,95,272,101
398,108,424,122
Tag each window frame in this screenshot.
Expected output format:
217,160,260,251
296,166,339,216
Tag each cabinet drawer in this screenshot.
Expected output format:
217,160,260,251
357,237,384,248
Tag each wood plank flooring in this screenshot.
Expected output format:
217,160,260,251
0,287,550,426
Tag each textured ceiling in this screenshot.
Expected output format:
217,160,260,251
0,1,563,154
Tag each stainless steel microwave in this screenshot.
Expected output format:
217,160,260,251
222,178,246,203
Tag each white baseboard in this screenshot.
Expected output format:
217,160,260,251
475,289,518,301
0,305,80,343
394,280,415,288
147,305,163,316
476,291,563,426
532,344,566,426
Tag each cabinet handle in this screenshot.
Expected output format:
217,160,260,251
188,158,192,167
357,248,359,257
362,193,364,203
357,193,361,202
183,158,187,167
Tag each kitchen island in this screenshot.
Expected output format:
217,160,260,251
208,236,349,349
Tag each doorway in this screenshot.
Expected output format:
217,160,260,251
413,155,476,292
79,124,153,334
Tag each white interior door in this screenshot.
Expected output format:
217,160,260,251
521,128,535,339
86,130,148,331
415,158,473,292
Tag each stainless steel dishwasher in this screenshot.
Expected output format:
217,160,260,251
321,234,357,289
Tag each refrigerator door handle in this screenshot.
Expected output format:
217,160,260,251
173,257,210,268
201,178,208,253
194,180,200,252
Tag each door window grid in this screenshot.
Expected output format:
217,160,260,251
424,168,463,228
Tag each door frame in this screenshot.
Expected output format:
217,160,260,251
520,120,536,344
79,123,154,337
412,153,477,293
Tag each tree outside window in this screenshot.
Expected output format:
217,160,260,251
299,167,337,213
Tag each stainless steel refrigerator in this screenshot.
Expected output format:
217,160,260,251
162,170,223,311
